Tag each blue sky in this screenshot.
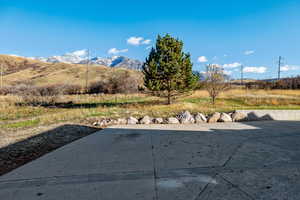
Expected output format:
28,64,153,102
1,0,300,79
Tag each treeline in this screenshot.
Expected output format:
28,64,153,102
0,70,142,96
246,76,300,90
0,71,142,105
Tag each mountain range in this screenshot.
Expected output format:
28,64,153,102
29,50,143,70
0,54,142,87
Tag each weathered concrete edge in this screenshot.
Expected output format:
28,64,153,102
236,110,300,121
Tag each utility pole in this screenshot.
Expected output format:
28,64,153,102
206,63,212,77
85,49,90,92
240,64,244,86
278,56,283,81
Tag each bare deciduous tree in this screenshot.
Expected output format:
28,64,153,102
205,64,229,104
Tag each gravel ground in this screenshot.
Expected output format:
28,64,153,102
0,123,101,176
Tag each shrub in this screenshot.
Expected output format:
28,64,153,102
245,77,300,90
60,84,82,95
87,81,108,94
0,87,11,95
87,71,142,94
205,64,230,104
15,84,63,106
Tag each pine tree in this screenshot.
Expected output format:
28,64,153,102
142,34,198,104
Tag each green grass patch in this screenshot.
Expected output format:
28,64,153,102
1,119,40,129
183,98,211,104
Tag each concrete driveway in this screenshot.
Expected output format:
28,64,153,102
0,121,300,199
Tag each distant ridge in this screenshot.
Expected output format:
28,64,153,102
30,50,143,70
0,54,142,87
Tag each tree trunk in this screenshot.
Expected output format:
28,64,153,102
167,80,172,105
212,96,216,105
167,90,171,105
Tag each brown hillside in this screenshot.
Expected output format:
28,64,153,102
0,55,142,87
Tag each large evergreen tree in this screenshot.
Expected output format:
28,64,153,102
142,34,198,104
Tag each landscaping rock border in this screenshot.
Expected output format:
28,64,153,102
90,110,269,128
90,109,300,128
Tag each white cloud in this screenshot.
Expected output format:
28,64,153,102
142,39,151,45
224,70,232,75
244,50,255,55
127,37,151,46
243,66,267,73
145,46,152,50
280,65,300,72
223,62,242,69
198,56,208,63
108,48,128,55
9,54,23,57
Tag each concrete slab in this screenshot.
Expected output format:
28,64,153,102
221,167,300,200
152,133,246,171
0,178,155,200
1,133,154,180
199,174,253,200
0,121,300,199
226,135,300,168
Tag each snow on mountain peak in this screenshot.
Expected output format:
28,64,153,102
32,50,143,70
66,49,89,57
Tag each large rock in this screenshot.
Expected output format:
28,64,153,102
166,117,180,124
153,118,164,124
139,116,152,124
207,112,221,123
219,113,232,122
92,121,100,127
115,118,127,125
231,111,248,122
177,111,195,124
127,117,139,125
93,119,111,127
194,113,207,123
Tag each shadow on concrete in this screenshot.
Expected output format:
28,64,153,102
1,121,300,199
0,124,101,176
1,120,299,176
246,112,274,121
107,120,300,136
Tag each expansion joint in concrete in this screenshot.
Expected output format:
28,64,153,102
150,135,159,200
219,174,255,200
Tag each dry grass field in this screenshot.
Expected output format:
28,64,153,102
0,55,142,87
1,89,300,131
1,55,300,147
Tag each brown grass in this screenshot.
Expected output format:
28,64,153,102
1,89,300,131
0,55,142,87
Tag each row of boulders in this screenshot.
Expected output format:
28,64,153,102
91,111,249,127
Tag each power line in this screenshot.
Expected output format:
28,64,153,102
241,64,244,86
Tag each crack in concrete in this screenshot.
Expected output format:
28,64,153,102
193,182,210,200
222,140,247,168
221,132,300,169
150,135,159,200
219,174,255,200
192,173,218,200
